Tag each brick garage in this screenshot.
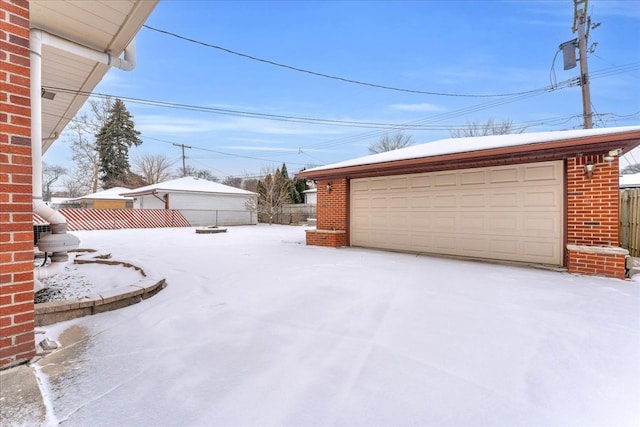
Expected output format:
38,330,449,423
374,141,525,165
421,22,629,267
298,127,640,279
1,0,36,369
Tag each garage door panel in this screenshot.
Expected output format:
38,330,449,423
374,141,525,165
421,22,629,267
490,167,519,183
523,215,559,235
524,163,560,181
523,240,559,260
460,170,486,185
460,215,484,231
435,173,457,186
459,237,486,254
390,177,410,189
434,194,457,208
460,193,485,207
490,192,520,207
411,195,431,208
350,161,563,265
524,189,560,207
410,175,432,188
489,239,519,256
489,215,519,233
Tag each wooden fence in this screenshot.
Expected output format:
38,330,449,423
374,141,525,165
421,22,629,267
620,189,640,257
257,203,316,225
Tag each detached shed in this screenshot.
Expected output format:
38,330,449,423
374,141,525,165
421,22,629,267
71,187,133,209
121,177,258,226
297,126,640,279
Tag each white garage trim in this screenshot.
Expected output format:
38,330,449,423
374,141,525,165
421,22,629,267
350,161,564,265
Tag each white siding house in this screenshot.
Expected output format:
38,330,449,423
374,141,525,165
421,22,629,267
121,177,258,226
303,188,317,205
620,173,640,188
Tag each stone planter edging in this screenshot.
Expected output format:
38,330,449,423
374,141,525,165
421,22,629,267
35,255,166,326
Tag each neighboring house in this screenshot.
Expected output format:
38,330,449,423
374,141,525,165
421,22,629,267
1,0,158,369
47,197,78,209
297,126,640,280
303,188,317,205
120,177,258,226
71,187,134,209
620,173,640,188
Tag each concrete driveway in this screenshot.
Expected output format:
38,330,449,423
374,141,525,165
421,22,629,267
3,225,639,426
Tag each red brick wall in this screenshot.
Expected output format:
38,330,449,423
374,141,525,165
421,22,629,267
305,229,347,247
567,154,620,246
0,0,36,369
306,179,349,247
566,154,626,278
316,179,348,232
567,250,627,280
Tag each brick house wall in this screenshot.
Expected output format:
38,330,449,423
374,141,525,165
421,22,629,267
0,0,36,368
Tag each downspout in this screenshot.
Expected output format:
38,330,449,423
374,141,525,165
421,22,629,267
29,29,138,291
31,29,79,291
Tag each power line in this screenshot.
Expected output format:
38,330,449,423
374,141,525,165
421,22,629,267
42,80,567,133
143,135,309,167
143,24,553,99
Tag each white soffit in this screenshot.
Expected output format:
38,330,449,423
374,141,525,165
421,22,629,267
30,0,158,153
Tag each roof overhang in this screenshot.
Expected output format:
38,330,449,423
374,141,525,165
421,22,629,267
297,128,640,181
32,0,158,153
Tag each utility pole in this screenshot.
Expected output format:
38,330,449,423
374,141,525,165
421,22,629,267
573,0,592,129
173,143,192,177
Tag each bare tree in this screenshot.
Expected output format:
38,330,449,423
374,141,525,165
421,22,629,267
42,162,67,201
222,176,243,188
621,163,640,175
251,168,291,225
61,175,87,198
65,97,113,193
449,118,524,138
176,165,218,181
243,178,259,193
133,153,173,184
368,132,413,154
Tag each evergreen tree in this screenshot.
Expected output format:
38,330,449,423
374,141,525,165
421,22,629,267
280,163,293,202
291,176,308,204
95,98,142,189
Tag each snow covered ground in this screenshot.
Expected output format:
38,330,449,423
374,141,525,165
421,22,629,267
28,225,640,426
36,259,144,303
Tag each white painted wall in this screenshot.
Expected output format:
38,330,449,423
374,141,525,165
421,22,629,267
304,190,317,205
133,192,257,226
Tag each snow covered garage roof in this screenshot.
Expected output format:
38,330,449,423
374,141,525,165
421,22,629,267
298,126,640,180
120,177,257,197
620,173,640,188
71,187,133,201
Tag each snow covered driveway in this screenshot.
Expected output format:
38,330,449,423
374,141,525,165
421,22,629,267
37,225,639,426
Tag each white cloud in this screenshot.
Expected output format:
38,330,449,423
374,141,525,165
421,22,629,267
134,114,343,136
219,145,300,152
389,103,444,113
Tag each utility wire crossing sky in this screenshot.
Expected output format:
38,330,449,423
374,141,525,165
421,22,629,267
44,0,640,181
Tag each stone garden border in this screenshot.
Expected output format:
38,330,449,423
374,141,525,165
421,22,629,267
35,250,166,326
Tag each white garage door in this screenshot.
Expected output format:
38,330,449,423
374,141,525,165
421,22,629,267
350,161,564,265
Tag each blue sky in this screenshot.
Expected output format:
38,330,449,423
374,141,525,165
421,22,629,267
44,0,640,179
